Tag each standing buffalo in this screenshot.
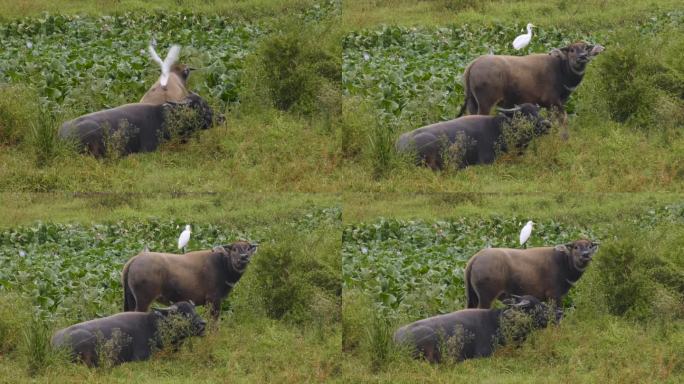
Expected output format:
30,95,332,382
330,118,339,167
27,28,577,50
122,241,257,319
396,103,551,169
457,42,604,137
51,301,206,367
58,93,214,157
465,239,599,309
394,295,561,363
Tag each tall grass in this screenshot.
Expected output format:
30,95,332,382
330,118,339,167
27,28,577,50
22,313,53,376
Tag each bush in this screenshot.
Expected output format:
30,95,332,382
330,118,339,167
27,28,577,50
250,226,341,326
595,28,684,131
592,226,684,322
0,293,31,355
0,84,39,145
244,19,341,117
27,106,71,167
22,312,54,376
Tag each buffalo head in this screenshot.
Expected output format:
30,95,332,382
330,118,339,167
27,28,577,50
556,239,599,271
154,301,207,337
218,241,258,273
497,103,552,139
170,63,196,84
502,295,562,327
550,42,605,74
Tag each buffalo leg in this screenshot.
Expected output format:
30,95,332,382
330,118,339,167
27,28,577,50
208,299,222,319
474,286,500,309
551,106,569,140
466,96,478,116
134,295,155,313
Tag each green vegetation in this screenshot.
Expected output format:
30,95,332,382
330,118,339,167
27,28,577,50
342,194,684,382
338,1,683,192
0,0,341,192
0,203,341,382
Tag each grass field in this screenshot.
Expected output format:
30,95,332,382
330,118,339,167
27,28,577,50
339,0,683,193
341,192,684,383
0,0,682,382
0,194,341,383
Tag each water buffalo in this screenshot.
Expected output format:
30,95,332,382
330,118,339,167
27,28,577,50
140,63,194,105
58,93,213,157
458,41,604,116
457,42,604,137
396,103,551,169
394,295,561,363
122,241,257,319
51,301,205,367
465,239,599,309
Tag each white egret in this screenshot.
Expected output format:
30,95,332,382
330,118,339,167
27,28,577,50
148,43,181,89
512,23,535,50
178,224,191,252
519,221,534,247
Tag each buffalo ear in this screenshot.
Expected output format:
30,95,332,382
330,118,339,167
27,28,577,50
554,244,570,254
248,243,258,254
549,48,565,58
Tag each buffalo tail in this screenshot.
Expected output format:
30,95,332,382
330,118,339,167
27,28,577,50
464,261,478,308
122,260,136,311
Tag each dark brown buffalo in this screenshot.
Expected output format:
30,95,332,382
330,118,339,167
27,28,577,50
51,301,205,367
396,103,551,169
465,239,599,309
394,295,561,363
140,64,195,105
457,42,604,136
122,241,257,318
58,93,213,157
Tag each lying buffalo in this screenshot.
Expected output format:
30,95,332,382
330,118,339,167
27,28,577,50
52,301,205,367
58,93,213,157
458,42,604,137
122,241,257,318
396,103,551,169
394,295,561,363
465,239,599,309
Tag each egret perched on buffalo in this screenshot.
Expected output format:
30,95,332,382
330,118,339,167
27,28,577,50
512,23,535,50
148,42,181,90
178,224,191,252
519,220,534,248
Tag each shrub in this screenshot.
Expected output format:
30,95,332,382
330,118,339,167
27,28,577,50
245,19,340,116
367,118,402,178
592,226,684,322
27,106,67,166
22,312,54,376
0,293,31,355
251,226,341,325
0,84,39,145
365,307,396,372
595,28,684,131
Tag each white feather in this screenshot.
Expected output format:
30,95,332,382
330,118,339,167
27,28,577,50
512,23,535,50
148,44,181,87
519,221,534,246
161,45,181,87
178,224,191,250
